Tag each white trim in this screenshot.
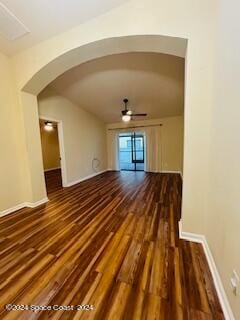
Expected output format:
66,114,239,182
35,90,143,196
161,170,182,175
39,116,67,187
0,203,26,217
118,169,183,177
0,197,49,217
66,170,107,187
25,197,49,208
144,170,183,178
161,170,183,179
179,220,235,320
44,167,61,172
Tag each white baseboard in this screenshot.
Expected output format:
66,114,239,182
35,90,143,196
0,197,49,217
66,170,107,187
107,169,183,179
44,167,61,172
179,220,235,320
0,203,26,217
161,170,182,175
25,197,49,208
161,170,183,179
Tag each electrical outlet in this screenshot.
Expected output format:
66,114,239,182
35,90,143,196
230,269,240,296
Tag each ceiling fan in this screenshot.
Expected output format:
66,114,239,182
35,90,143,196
121,98,147,122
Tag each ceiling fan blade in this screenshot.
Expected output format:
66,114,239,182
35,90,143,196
131,113,147,116
120,98,147,120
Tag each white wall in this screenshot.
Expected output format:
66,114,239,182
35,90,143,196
38,87,107,185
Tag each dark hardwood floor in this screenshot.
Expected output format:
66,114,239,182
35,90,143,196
0,171,223,319
44,168,63,194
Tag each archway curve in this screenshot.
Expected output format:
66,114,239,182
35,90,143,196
22,34,187,95
20,33,187,208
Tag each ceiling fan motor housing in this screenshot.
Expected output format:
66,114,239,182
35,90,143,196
121,98,147,119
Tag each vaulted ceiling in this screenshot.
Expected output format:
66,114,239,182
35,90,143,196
0,0,128,55
49,52,185,123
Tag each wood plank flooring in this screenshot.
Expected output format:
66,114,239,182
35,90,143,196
0,171,224,319
44,169,62,194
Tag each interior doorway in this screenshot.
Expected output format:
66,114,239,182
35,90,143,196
119,132,145,171
39,119,63,194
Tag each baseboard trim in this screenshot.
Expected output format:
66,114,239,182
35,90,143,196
66,170,107,187
179,220,235,320
106,169,183,179
25,197,49,208
161,170,182,175
0,203,26,217
0,197,49,217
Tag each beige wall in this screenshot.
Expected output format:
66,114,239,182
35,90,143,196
38,87,107,185
204,0,240,317
9,0,217,239
40,123,60,171
0,52,28,212
107,116,183,173
0,0,239,317
161,116,183,172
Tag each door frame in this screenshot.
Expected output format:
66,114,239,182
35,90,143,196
39,116,67,187
131,132,145,166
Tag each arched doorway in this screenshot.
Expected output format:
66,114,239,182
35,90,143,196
19,34,187,204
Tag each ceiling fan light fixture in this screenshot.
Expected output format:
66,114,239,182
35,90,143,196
120,98,147,122
122,114,131,122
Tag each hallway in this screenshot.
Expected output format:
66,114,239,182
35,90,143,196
0,172,223,319
44,169,63,195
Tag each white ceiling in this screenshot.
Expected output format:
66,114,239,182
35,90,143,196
49,52,185,123
0,0,128,55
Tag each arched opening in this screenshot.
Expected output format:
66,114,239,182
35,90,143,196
23,35,187,95
20,34,187,205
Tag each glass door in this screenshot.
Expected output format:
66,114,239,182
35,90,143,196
119,132,144,171
132,133,144,171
